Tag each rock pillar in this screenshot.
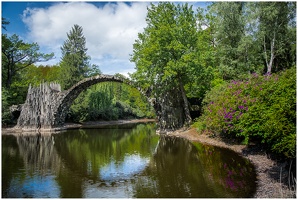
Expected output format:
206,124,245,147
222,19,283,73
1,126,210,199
16,82,61,130
154,87,186,133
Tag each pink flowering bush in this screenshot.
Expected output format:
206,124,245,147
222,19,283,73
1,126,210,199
195,67,296,158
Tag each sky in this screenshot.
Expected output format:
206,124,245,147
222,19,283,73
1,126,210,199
2,1,208,76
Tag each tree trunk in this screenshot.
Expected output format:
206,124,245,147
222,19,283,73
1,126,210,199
6,67,12,88
263,32,276,74
267,33,275,74
179,78,192,127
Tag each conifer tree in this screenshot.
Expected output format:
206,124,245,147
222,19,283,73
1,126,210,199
59,24,90,89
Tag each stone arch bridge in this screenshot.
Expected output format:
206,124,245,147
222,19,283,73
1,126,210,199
16,74,190,132
16,75,137,130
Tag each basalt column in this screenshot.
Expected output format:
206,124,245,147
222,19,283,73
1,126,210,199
16,82,61,130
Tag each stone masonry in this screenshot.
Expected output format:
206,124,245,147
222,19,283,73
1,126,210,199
16,75,123,130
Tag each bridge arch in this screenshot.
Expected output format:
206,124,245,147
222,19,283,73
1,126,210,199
53,75,125,126
16,74,151,130
16,74,190,132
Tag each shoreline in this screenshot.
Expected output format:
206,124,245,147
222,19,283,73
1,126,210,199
1,118,156,135
65,118,156,129
167,127,295,198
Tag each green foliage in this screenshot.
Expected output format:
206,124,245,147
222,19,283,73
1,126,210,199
2,34,54,88
59,24,91,89
131,2,217,125
2,17,10,31
67,90,90,123
239,67,296,157
2,87,12,125
209,2,296,79
252,2,296,73
22,65,61,86
68,82,155,122
195,67,296,158
131,2,200,93
211,2,247,79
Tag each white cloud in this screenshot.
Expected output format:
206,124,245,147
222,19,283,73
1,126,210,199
22,2,149,75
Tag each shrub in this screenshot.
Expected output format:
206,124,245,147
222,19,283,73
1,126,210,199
196,67,296,158
2,87,12,125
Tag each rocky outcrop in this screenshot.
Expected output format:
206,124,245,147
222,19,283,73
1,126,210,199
154,87,187,133
16,82,61,130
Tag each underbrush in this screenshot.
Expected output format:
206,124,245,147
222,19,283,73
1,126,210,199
194,67,296,159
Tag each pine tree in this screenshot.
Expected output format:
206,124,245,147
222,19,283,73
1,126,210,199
59,24,90,89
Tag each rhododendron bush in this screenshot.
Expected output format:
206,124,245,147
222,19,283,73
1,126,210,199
195,67,296,158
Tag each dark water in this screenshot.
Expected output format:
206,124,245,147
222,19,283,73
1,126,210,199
2,123,256,198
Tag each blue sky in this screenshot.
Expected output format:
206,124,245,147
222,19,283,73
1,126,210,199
2,1,208,76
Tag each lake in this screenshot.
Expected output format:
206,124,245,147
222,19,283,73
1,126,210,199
2,122,256,198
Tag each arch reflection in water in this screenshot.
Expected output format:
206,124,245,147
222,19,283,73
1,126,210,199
2,123,256,198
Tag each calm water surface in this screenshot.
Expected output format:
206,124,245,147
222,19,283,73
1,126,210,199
2,123,256,198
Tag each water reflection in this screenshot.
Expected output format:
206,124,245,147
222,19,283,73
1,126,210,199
52,123,158,197
2,123,256,198
17,133,61,174
2,133,61,197
100,154,150,181
134,136,256,198
193,142,256,195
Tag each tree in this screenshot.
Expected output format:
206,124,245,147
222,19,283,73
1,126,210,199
2,17,10,31
2,34,54,88
59,24,91,89
2,87,12,125
131,2,200,128
210,2,249,80
20,64,61,86
185,6,218,97
68,81,154,122
251,2,296,74
208,2,295,78
87,64,102,77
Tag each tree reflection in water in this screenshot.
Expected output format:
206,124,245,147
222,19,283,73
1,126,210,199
133,136,256,198
2,123,256,198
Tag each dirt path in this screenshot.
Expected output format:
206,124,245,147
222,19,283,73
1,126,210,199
167,128,295,198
